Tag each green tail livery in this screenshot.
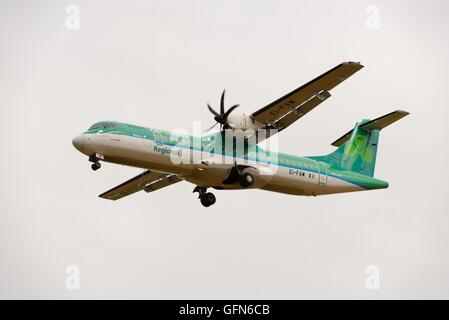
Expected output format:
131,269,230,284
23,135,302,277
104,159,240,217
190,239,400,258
311,110,408,178
72,61,409,207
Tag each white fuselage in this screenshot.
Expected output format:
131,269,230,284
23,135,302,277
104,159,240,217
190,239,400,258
73,132,364,196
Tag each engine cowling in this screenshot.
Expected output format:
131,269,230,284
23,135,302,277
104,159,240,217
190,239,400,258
226,113,262,130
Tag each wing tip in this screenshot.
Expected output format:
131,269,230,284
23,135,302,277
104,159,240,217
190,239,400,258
343,61,364,68
98,194,118,200
395,109,410,116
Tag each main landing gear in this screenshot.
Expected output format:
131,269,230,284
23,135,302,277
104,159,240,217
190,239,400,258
222,165,255,188
239,172,254,188
89,154,102,171
193,186,216,207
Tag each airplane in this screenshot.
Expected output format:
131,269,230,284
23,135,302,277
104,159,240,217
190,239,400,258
72,61,409,207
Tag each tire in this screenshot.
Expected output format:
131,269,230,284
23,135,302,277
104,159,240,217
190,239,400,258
239,172,254,188
91,162,101,171
200,196,210,207
200,193,216,207
205,192,216,205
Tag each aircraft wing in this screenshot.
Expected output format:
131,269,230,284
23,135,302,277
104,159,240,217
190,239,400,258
99,170,182,200
246,61,363,141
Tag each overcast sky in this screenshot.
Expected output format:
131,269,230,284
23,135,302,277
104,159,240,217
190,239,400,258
1,0,448,299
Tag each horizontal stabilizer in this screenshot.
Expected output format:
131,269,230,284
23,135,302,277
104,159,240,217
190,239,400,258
331,110,409,147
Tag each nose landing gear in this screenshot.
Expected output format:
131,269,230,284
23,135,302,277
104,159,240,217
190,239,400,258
193,186,216,207
89,154,103,171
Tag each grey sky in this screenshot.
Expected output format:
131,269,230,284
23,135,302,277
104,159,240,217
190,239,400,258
0,0,448,298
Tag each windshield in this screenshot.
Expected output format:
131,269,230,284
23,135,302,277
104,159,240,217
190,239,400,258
88,122,117,130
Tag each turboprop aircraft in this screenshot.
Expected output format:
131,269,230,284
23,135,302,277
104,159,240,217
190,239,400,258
72,61,409,207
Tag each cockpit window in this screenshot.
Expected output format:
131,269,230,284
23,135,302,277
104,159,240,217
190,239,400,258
88,122,117,130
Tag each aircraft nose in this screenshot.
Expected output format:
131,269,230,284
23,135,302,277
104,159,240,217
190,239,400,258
72,134,86,152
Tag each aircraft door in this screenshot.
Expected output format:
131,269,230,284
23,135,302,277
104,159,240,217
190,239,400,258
316,161,328,185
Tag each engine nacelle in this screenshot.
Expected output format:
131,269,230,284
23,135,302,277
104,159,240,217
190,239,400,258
226,113,261,130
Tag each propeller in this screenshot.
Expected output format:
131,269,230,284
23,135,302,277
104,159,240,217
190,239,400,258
206,90,239,131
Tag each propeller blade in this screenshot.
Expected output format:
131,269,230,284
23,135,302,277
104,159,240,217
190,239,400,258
207,103,219,117
220,89,226,115
205,122,219,132
223,104,239,118
206,89,239,132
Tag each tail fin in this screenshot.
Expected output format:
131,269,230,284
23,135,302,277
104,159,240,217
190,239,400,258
313,110,409,177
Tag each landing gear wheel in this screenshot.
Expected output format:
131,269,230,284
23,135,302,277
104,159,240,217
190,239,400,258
239,172,254,188
91,162,101,171
193,186,216,207
200,192,216,207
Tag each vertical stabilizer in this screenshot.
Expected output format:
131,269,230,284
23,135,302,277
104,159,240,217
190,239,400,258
309,110,409,177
